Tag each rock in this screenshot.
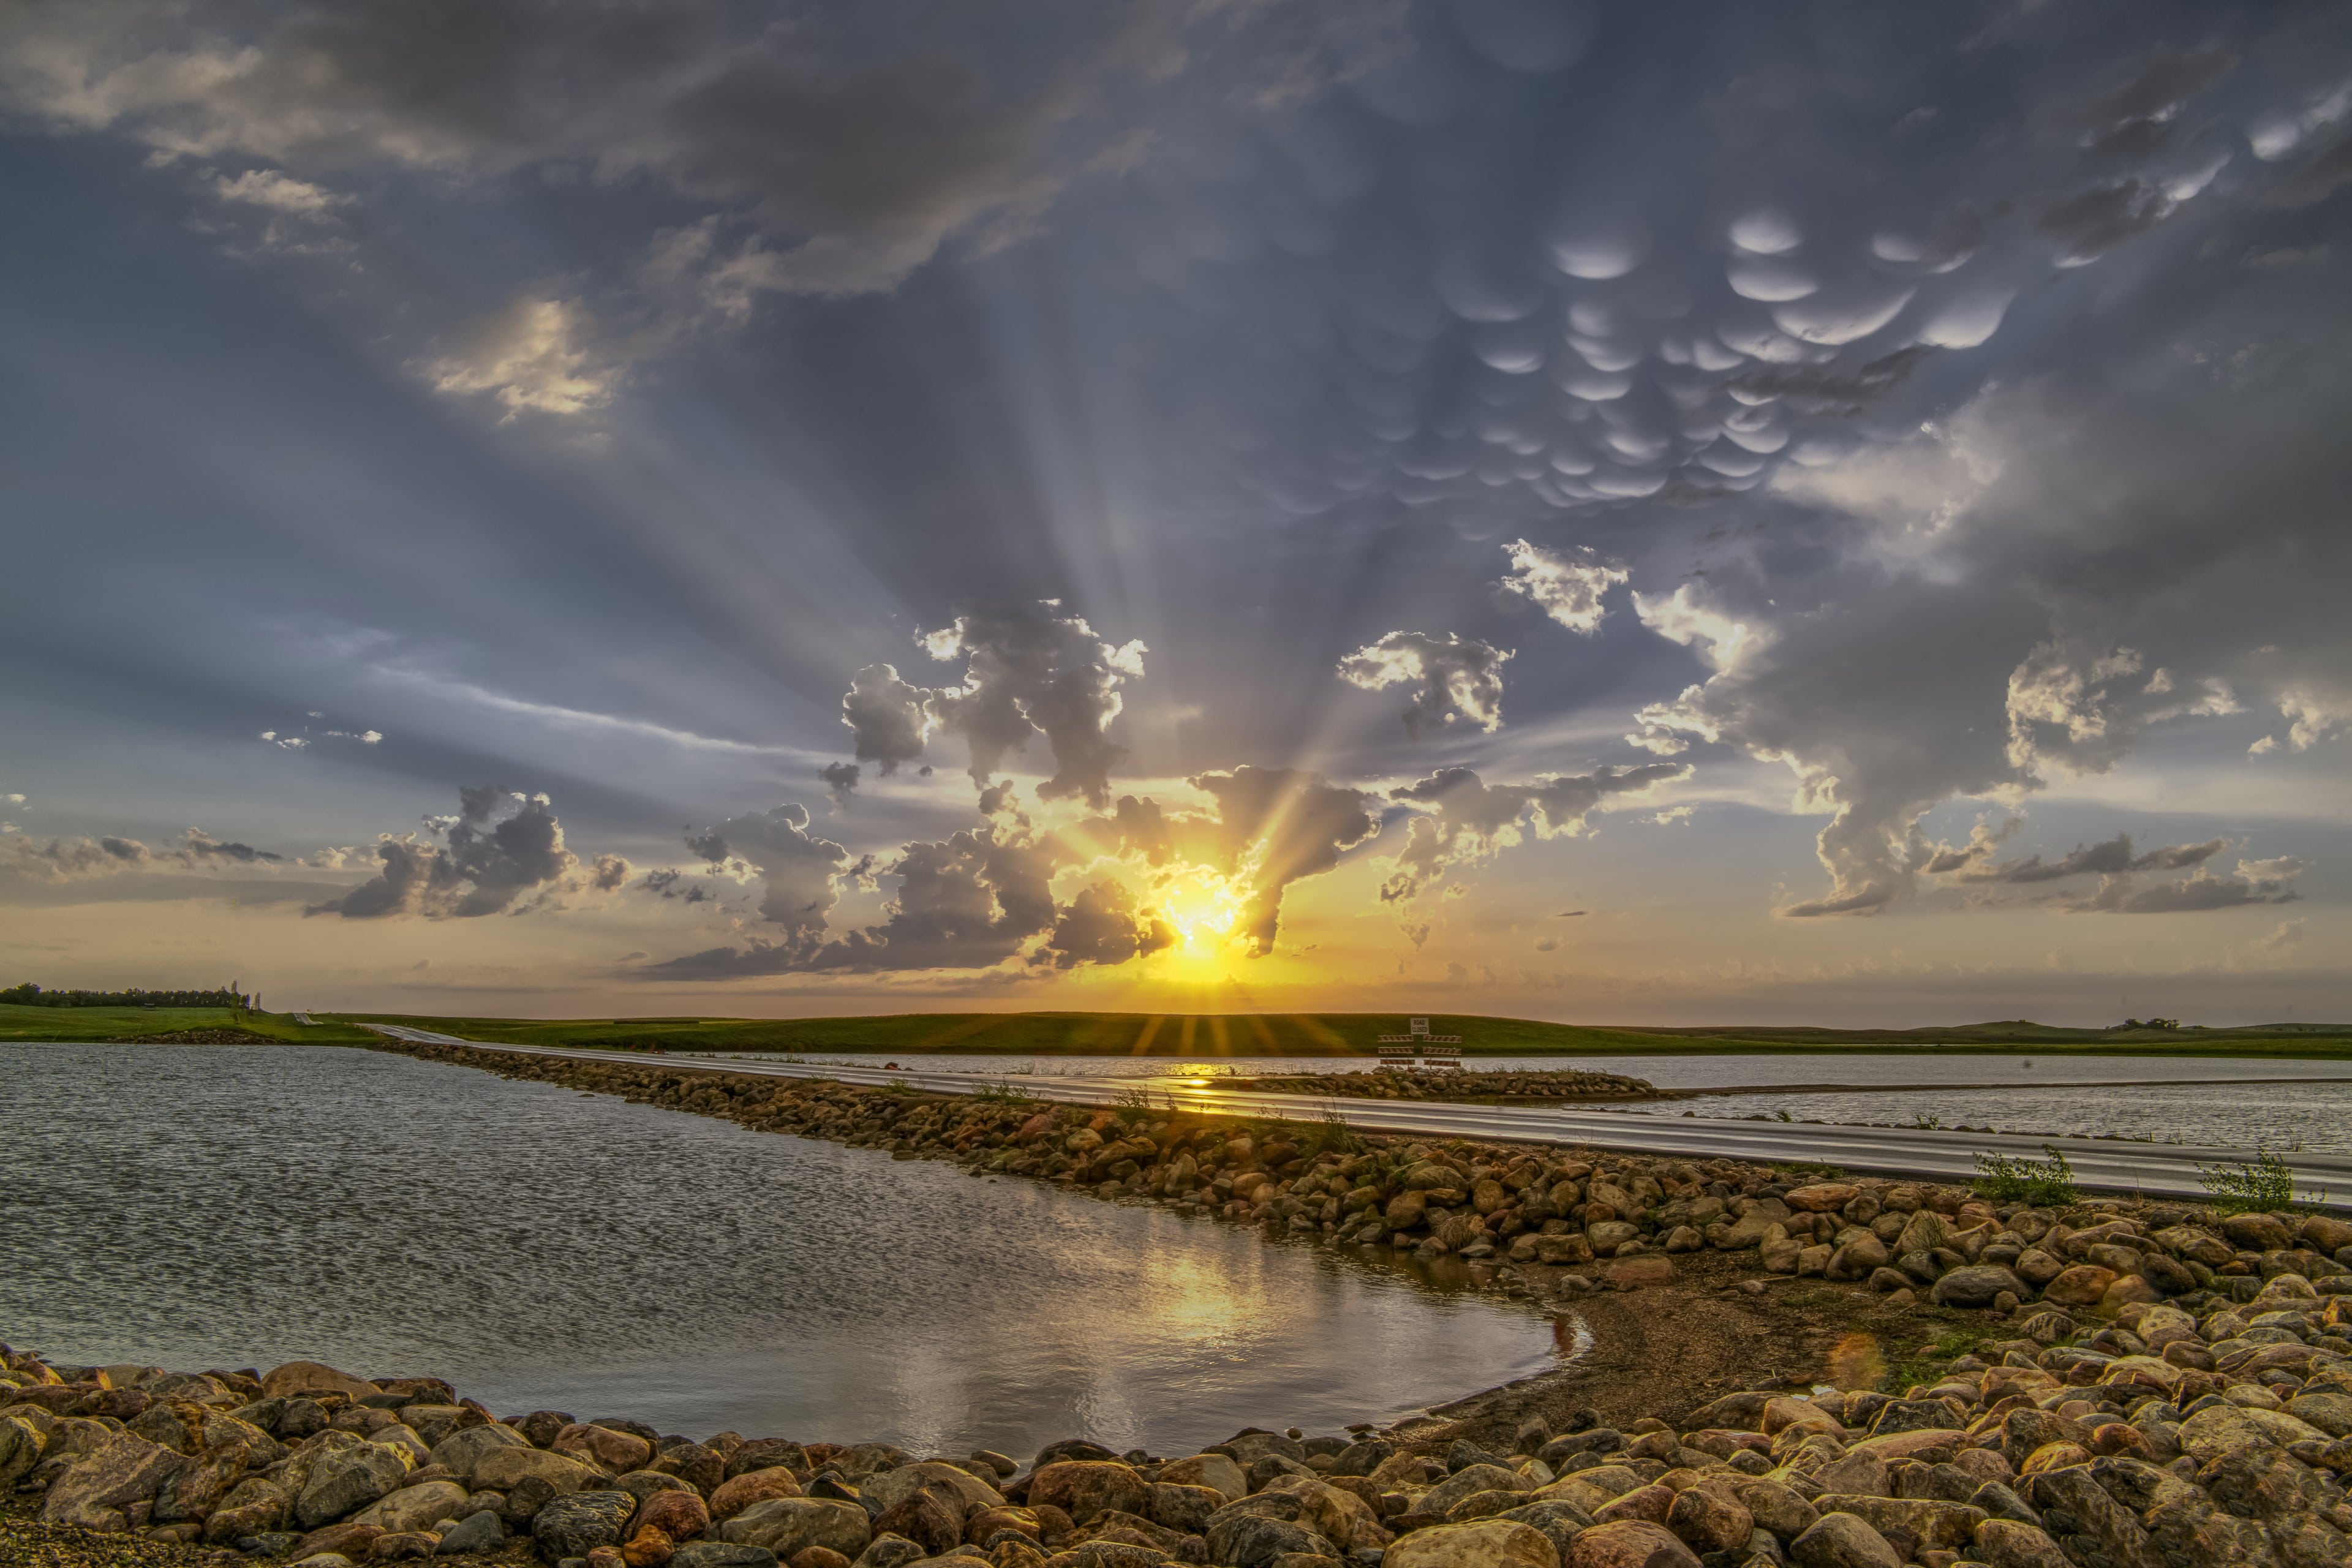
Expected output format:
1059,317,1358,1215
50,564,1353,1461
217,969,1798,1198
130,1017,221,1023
1731,1480,1815,1542
1929,1265,2030,1309
851,1534,927,1568
1662,1486,1749,1555
434,1511,505,1555
1155,1455,1247,1502
354,1480,470,1534
2221,1213,2295,1252
513,1411,576,1449
791,1550,853,1568
1784,1184,1860,1213
1967,1518,2071,1568
1385,1518,1559,1568
203,1477,292,1544
2288,1391,2352,1438
2177,1402,2328,1464
41,1433,191,1532
2039,1265,2117,1307
0,1415,46,1488
722,1498,875,1561
1825,1237,1888,1282
291,1520,384,1561
1420,1465,1531,1520
1491,1501,1593,1562
1786,1512,1901,1568
154,1439,248,1523
1027,1462,1150,1526
862,1462,1005,1518
713,1469,809,1523
264,1363,382,1403
560,1423,658,1474
635,1488,714,1544
298,1444,416,1529
873,1487,964,1555
1146,1484,1225,1536
671,1546,782,1568
1559,1519,1697,1567
2022,1468,2158,1568
537,1491,641,1559
475,1445,605,1499
1202,1510,1329,1568
369,1530,441,1559
1811,1498,1983,1556
1591,1484,1670,1528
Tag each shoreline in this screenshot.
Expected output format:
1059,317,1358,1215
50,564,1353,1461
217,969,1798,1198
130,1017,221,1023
8,1037,2352,1566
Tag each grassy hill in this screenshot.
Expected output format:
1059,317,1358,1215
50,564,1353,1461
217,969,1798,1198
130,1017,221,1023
315,1009,2352,1060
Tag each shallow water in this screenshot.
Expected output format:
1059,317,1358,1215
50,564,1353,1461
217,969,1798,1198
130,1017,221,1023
2,1044,1563,1455
1624,1080,2352,1156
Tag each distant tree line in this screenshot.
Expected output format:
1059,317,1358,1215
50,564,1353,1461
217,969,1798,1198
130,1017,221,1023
1,982,252,1009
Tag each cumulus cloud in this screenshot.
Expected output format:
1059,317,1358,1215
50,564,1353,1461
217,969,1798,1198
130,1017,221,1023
657,824,1057,976
684,803,847,943
1380,763,1689,906
1186,767,1376,954
1337,630,1511,737
1,827,284,881
210,166,346,214
306,786,580,918
837,603,1146,808
424,296,620,418
1042,879,1175,970
1498,539,1626,633
818,761,860,804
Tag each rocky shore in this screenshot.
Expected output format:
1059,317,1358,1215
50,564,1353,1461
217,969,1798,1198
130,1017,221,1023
1219,1070,1662,1104
9,1038,2351,1568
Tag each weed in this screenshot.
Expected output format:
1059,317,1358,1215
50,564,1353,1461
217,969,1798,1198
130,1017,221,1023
1974,1145,2079,1207
972,1079,1036,1106
1774,1110,1794,1123
1110,1083,1161,1123
2198,1144,2323,1215
1885,1321,2007,1392
1910,1112,1944,1131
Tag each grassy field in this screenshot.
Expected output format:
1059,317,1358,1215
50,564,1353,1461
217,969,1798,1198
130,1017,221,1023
312,1009,2352,1060
11,1003,2347,1060
0,1003,378,1044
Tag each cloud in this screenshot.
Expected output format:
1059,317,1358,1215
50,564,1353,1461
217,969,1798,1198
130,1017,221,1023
837,603,1146,808
1630,586,1762,674
818,761,860,804
2257,918,2306,953
2048,858,2303,914
1337,630,1511,737
1498,539,1625,634
1042,878,1174,970
1939,831,2225,884
306,786,579,918
1381,763,1689,905
657,823,1057,976
684,803,847,941
209,166,347,214
2,827,283,881
424,295,620,418
1190,767,1377,955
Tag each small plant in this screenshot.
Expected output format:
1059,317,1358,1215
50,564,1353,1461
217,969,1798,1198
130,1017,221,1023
1974,1145,2079,1207
1774,1109,1794,1123
1110,1084,1160,1123
2198,1145,2321,1215
972,1079,1035,1105
1910,1111,1944,1131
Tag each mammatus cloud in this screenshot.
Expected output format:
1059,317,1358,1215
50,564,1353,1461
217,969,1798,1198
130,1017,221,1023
1338,631,1510,738
1380,763,1690,909
306,786,600,918
2,827,284,880
1498,540,1626,634
838,603,1146,808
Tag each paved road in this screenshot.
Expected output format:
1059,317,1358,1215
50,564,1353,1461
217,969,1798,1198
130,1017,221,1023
367,1026,2352,1207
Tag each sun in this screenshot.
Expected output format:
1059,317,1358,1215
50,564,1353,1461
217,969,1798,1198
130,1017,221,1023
1150,868,1248,978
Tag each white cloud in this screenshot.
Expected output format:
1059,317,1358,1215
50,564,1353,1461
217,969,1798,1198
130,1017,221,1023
424,296,620,419
1498,538,1626,633
209,167,346,214
1338,630,1512,737
1630,586,1761,673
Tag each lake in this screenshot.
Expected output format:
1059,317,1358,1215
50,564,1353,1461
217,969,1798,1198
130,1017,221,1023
2,1044,1566,1457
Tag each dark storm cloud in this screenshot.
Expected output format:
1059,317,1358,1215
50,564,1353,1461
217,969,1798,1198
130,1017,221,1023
1042,878,1174,970
306,786,582,917
1944,831,2226,885
818,761,861,803
2046,861,2304,914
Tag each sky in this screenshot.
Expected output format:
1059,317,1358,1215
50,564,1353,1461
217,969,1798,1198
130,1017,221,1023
2,0,2348,1026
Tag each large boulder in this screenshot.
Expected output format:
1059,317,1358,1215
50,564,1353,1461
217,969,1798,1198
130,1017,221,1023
262,1362,380,1402
534,1489,639,1559
2040,1266,2117,1308
40,1432,190,1531
0,1415,47,1489
200,1476,290,1544
710,1468,806,1523
1202,1509,1330,1568
1560,1520,1698,1567
474,1445,605,1498
1025,1461,1148,1526
2177,1403,2329,1464
721,1498,874,1560
557,1422,656,1474
1929,1266,2030,1310
862,1461,1005,1517
1662,1485,1750,1556
1155,1453,1246,1502
1787,1512,1902,1568
428,1423,533,1485
1386,1518,1560,1568
295,1440,413,1528
353,1479,472,1534
1966,1518,2073,1568
1420,1464,1532,1520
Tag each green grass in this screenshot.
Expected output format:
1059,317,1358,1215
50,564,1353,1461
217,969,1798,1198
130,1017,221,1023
1885,1319,2012,1393
1974,1145,2081,1207
0,1003,379,1045
303,1009,2352,1060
